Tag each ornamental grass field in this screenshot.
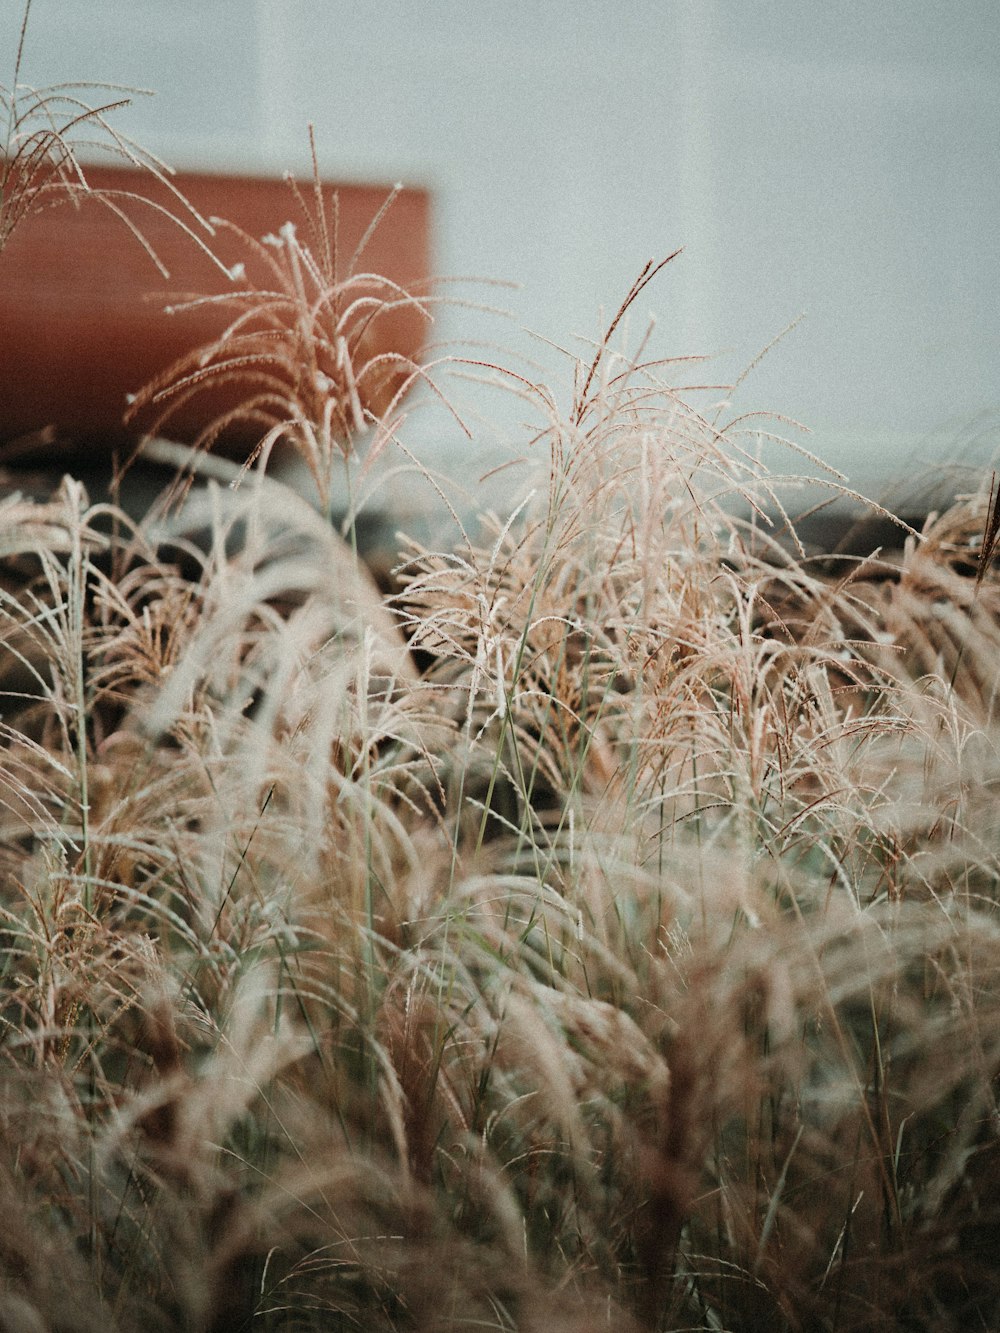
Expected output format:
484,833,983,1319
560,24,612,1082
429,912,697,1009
2,18,1000,1330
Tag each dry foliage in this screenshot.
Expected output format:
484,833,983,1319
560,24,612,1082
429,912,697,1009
2,19,1000,1329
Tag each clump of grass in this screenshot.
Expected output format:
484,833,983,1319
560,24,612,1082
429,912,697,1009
5,284,1000,1330
124,128,458,525
1,0,237,300
3,22,1000,1327
1,0,137,250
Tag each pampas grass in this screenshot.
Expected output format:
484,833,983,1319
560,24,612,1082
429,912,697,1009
3,18,1000,1329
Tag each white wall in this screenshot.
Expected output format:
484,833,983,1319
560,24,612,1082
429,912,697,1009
5,0,999,517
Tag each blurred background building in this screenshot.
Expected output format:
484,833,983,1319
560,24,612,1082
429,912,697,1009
4,0,999,533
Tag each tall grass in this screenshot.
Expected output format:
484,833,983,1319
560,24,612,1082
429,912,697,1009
1,0,234,298
3,22,1000,1331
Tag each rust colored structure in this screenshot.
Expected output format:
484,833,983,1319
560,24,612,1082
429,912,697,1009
0,166,430,458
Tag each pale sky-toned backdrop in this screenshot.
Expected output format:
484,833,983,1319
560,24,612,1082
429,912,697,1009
5,0,999,522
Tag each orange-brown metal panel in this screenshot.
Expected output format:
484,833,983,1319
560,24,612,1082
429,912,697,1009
0,166,430,452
